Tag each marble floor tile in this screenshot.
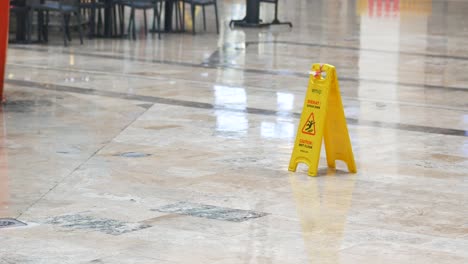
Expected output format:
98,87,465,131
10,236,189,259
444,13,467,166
1,0,467,263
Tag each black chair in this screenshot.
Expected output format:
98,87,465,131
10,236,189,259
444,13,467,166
259,0,292,27
181,0,219,35
28,0,84,46
99,0,128,38
10,0,30,43
120,0,164,40
79,0,106,38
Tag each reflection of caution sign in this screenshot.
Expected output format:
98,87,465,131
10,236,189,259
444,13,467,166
289,64,357,177
302,113,316,135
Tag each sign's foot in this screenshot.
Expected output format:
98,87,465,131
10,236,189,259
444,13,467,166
229,19,272,28
271,19,293,27
229,18,292,28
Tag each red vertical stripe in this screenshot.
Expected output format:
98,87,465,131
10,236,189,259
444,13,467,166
385,0,391,17
369,0,375,17
376,0,383,17
0,1,10,217
0,0,10,100
394,0,400,17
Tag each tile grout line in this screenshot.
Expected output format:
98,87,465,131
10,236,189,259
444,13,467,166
15,143,108,219
15,102,154,220
6,79,468,138
243,40,468,61
9,45,468,93
6,62,468,113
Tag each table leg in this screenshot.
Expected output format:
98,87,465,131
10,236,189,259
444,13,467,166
164,0,174,31
230,0,292,28
104,1,113,37
0,0,10,100
229,0,268,27
148,0,184,33
15,10,27,42
245,0,260,24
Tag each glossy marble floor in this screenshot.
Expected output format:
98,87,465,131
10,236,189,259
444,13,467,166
1,0,468,263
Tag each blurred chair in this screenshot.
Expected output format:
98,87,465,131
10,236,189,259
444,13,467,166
181,0,219,35
102,0,128,38
10,0,30,43
27,0,84,46
120,0,165,40
79,0,106,38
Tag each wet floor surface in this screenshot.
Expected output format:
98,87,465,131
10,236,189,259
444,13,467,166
0,0,467,263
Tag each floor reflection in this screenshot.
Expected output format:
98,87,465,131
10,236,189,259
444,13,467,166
260,92,295,139
260,121,294,139
289,170,356,264
214,85,248,138
0,108,9,218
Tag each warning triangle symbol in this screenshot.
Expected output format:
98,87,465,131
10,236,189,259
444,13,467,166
302,113,316,135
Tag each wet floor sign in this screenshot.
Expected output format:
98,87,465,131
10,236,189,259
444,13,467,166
289,64,357,177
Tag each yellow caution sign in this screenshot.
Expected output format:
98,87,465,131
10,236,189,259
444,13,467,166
289,64,357,177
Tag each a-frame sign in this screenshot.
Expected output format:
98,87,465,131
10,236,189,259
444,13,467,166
289,64,357,176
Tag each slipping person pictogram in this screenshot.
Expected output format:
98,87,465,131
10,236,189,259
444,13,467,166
302,113,316,135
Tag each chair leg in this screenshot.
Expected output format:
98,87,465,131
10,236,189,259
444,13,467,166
132,10,136,40
28,9,34,43
152,7,156,31
214,2,219,34
37,10,42,42
119,5,125,37
89,6,96,38
181,1,185,31
158,1,163,39
97,7,103,35
61,14,68,46
173,1,179,30
76,11,84,44
144,10,148,36
23,10,30,43
42,11,50,42
113,6,118,35
191,5,196,35
132,8,137,39
127,7,133,38
152,2,162,39
38,11,44,41
274,0,279,21
66,14,72,41
202,6,206,31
